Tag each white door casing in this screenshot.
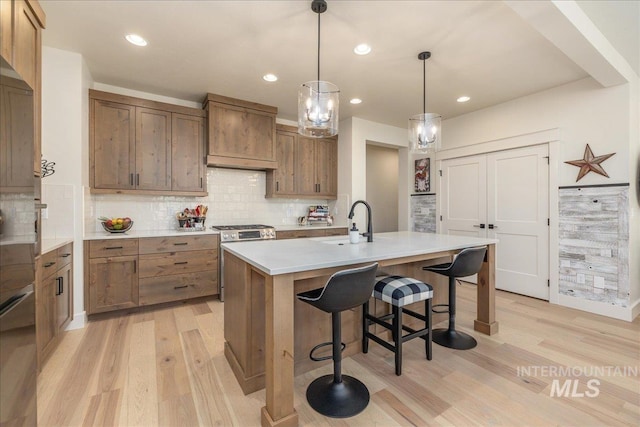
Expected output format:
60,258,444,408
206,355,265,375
439,144,549,300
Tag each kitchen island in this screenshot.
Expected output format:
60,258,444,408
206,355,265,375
221,231,498,427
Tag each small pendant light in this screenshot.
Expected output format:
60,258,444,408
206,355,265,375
298,0,339,138
409,51,441,152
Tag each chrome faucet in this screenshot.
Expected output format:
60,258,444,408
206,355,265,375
347,200,373,242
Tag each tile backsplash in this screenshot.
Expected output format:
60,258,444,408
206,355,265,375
85,168,347,233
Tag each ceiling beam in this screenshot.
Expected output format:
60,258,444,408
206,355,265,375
505,0,633,87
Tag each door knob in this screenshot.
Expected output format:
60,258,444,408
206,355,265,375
488,224,498,229
473,224,486,229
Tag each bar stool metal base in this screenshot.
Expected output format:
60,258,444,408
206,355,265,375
306,375,370,418
432,328,477,350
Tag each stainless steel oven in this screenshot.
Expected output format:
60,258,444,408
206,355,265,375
211,225,276,301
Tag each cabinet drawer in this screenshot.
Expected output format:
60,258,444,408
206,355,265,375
57,243,73,268
276,229,326,239
89,239,138,258
139,271,217,306
325,228,347,237
138,250,217,278
40,250,59,279
139,235,219,254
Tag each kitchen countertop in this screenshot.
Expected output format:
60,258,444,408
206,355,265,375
221,231,499,275
42,238,73,254
83,224,347,240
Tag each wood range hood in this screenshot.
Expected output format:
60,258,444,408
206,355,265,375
203,93,278,171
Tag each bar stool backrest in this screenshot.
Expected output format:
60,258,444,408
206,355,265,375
447,246,487,278
304,263,378,313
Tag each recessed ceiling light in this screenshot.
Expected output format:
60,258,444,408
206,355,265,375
353,44,372,55
457,96,471,103
125,34,147,47
263,73,278,82
350,98,362,104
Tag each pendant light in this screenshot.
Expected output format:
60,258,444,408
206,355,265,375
298,0,339,138
409,51,441,152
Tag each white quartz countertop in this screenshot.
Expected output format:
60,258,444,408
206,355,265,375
84,228,220,240
221,231,498,276
42,238,73,254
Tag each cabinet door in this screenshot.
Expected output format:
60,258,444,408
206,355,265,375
315,138,337,198
273,131,296,195
1,0,12,63
13,0,39,90
92,100,136,189
0,81,34,190
209,104,276,162
88,255,138,314
56,263,72,330
296,136,317,195
36,270,57,365
136,107,171,191
171,113,204,192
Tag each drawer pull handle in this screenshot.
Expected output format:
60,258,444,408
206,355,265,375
174,242,188,246
105,246,124,250
174,261,188,265
61,253,71,258
44,261,56,268
174,285,188,290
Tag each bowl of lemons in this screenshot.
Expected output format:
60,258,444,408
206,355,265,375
99,217,133,233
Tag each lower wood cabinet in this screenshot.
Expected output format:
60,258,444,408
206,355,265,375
36,242,73,368
276,228,347,240
85,235,219,315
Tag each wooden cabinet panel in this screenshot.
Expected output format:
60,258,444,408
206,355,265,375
204,94,277,170
276,228,347,240
88,255,138,314
55,262,72,330
139,270,217,306
138,250,217,279
92,100,136,190
136,107,171,191
89,238,138,258
0,0,12,62
12,0,39,90
267,124,338,199
138,235,218,254
267,131,296,196
315,138,337,197
36,265,57,365
90,91,206,196
172,113,204,192
324,228,347,237
0,78,34,190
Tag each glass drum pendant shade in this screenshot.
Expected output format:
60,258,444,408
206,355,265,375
298,80,339,137
409,112,441,153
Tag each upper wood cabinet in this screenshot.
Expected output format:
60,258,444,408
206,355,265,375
0,0,45,177
203,93,277,170
0,77,34,191
266,124,338,199
89,90,207,196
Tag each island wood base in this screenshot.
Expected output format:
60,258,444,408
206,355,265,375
223,243,497,427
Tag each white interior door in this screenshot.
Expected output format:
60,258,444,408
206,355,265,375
440,156,487,238
487,145,549,299
439,144,549,300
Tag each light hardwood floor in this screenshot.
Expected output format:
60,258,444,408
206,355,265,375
38,283,640,426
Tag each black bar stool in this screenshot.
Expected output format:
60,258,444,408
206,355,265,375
363,275,433,375
422,246,487,350
296,263,378,418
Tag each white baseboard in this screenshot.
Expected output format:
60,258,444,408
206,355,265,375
631,298,640,321
65,311,87,331
558,294,635,321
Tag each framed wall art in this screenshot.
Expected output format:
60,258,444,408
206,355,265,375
414,158,430,192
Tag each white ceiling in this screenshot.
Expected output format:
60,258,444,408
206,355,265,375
40,0,597,128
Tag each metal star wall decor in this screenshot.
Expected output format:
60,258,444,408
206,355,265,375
565,144,615,182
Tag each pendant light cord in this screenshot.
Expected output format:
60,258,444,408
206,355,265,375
317,11,321,82
422,57,426,114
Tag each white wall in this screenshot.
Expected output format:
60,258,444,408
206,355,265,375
338,117,410,231
439,76,639,320
41,46,93,329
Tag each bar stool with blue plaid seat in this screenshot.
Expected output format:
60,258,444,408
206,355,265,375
362,275,433,375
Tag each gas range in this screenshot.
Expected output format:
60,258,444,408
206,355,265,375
211,224,276,242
